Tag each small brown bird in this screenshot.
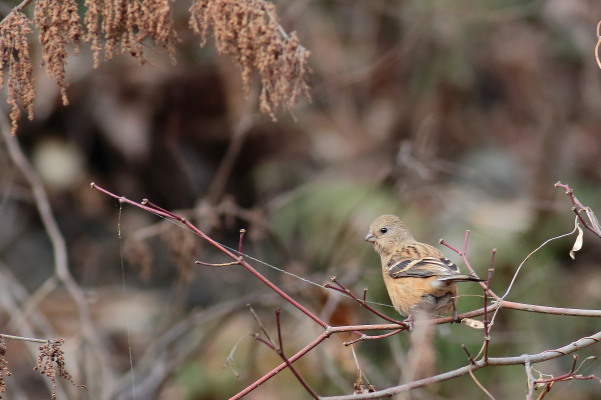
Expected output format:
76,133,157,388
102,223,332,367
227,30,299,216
365,214,482,320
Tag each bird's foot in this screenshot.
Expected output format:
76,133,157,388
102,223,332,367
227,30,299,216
452,309,461,324
404,316,414,331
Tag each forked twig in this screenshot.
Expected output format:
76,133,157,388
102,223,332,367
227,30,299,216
319,330,601,400
252,308,319,399
483,257,495,362
325,277,408,327
92,183,329,329
90,183,601,400
533,355,597,385
461,345,476,365
555,181,601,238
344,330,404,346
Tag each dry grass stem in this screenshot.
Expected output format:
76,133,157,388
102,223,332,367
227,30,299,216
189,0,311,119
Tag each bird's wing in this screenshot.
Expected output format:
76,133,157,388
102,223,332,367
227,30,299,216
387,257,459,278
386,242,461,279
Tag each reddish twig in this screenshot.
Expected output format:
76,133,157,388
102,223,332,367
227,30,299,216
247,305,276,346
533,373,596,384
238,229,246,253
533,355,596,385
232,307,505,400
91,183,328,329
483,251,495,362
233,331,329,399
325,277,408,327
141,198,181,220
319,330,601,400
438,230,470,255
253,309,319,399
462,229,470,254
461,345,476,365
91,183,601,400
439,236,484,283
555,181,601,238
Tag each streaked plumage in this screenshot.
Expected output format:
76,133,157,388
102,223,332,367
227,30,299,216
365,214,482,318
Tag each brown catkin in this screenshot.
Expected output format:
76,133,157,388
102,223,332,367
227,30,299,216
0,12,35,135
189,0,310,119
33,0,82,106
83,0,178,66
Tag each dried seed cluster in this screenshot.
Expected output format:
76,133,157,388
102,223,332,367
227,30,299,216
0,0,309,134
0,337,10,399
0,12,34,135
189,0,310,118
34,339,84,400
33,0,81,106
84,0,178,67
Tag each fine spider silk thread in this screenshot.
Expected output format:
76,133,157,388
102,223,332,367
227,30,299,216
220,244,394,308
118,201,137,400
155,214,395,309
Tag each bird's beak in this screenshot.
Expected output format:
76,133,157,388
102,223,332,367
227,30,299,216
365,233,376,243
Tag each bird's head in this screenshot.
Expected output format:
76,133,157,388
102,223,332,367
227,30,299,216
365,214,415,258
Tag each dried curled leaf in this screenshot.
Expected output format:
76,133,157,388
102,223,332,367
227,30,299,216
462,318,485,330
569,224,584,260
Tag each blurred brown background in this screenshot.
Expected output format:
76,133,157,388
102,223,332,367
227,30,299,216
1,0,601,399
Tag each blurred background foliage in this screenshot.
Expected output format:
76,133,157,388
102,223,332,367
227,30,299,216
1,0,601,399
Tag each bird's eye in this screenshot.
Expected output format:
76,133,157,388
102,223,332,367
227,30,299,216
380,227,388,234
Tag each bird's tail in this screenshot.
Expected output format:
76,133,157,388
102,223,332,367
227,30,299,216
438,274,484,283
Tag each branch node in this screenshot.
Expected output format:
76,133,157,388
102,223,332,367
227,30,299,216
238,229,246,253
461,344,476,365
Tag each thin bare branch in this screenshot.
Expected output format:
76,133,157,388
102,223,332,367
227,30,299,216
318,330,601,400
0,334,48,344
325,277,408,327
0,0,33,24
461,345,476,365
91,183,329,329
555,181,601,238
468,368,495,400
483,261,495,362
344,330,403,346
91,183,601,400
253,308,319,400
2,115,114,394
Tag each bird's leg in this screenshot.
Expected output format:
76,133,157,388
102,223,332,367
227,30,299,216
451,299,461,323
404,315,414,331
